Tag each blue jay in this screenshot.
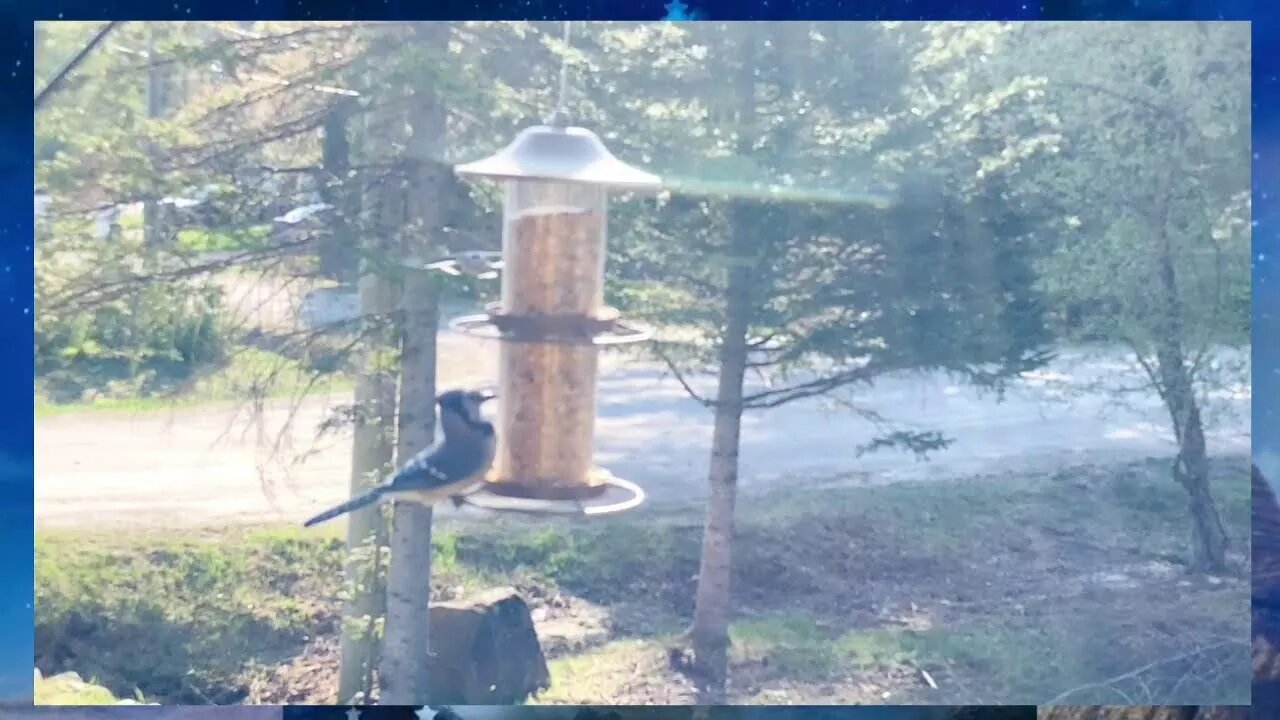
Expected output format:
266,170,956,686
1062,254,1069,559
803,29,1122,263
303,389,497,527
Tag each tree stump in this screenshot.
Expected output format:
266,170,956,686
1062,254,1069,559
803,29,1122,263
426,587,550,704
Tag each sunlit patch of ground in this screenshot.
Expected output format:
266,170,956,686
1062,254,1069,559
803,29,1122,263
33,672,122,705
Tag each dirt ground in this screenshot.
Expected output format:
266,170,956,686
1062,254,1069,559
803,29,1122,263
35,269,1248,529
200,458,1250,707
252,563,1245,706
34,332,1248,530
32,273,1252,706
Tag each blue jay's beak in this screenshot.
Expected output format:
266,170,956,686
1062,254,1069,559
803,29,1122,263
478,391,497,403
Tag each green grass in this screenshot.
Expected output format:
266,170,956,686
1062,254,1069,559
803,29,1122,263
35,346,353,418
453,458,1251,609
36,527,341,702
539,638,675,703
731,616,922,679
34,522,498,703
34,456,1252,704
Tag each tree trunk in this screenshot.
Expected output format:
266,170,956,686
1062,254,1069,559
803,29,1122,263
335,150,402,707
380,21,450,706
143,24,170,249
381,273,439,704
688,26,761,703
689,202,755,702
318,99,361,285
1148,208,1227,573
1159,356,1226,573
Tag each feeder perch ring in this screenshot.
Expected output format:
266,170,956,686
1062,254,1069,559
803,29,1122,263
450,312,653,346
458,468,646,517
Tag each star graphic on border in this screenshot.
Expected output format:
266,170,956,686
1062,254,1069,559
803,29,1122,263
346,707,361,720
663,0,697,19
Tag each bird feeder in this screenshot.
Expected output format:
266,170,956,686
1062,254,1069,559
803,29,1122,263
450,124,659,515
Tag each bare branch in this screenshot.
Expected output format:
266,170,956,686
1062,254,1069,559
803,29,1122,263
651,343,714,407
742,365,876,409
40,235,315,315
35,21,123,112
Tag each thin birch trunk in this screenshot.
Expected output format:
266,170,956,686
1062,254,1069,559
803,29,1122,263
336,146,401,708
380,21,450,705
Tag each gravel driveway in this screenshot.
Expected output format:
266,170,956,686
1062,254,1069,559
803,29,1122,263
34,336,1250,529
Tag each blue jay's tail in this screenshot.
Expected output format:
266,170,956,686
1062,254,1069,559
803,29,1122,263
303,487,385,527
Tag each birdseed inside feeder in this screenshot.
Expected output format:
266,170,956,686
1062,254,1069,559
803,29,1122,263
451,124,659,513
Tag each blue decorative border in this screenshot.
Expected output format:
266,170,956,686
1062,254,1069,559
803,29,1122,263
6,0,1268,703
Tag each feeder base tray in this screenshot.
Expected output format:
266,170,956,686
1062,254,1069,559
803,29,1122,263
458,466,645,517
484,478,609,501
450,312,652,347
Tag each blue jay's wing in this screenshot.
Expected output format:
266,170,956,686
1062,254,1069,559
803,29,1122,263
303,426,494,527
385,439,491,494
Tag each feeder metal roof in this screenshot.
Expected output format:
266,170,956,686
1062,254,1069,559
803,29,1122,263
455,125,660,189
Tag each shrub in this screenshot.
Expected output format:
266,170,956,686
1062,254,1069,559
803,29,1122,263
36,280,233,399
